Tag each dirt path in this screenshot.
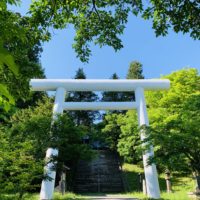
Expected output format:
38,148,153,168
84,195,138,200
88,198,137,200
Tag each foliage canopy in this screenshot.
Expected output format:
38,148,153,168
29,0,200,62
0,2,45,116
113,68,200,174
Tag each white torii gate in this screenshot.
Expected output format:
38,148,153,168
30,79,170,200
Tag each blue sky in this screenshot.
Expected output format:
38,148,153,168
10,1,200,79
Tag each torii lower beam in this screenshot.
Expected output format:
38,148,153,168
30,79,170,200
63,102,138,110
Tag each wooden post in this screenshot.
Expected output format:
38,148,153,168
165,170,172,193
143,179,147,195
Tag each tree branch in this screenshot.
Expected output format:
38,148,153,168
92,0,101,21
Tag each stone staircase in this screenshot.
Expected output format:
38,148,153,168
73,150,124,193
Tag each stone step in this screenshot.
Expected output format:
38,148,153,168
73,150,124,193
74,185,123,193
75,172,121,177
75,178,122,182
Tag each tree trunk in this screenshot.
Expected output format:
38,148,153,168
195,176,200,193
18,192,24,200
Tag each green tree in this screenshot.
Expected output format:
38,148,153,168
117,111,142,163
126,61,144,79
0,11,46,107
0,98,52,199
142,0,200,39
144,68,200,174
29,0,200,62
102,73,124,103
0,97,92,198
101,63,144,151
102,113,123,151
0,11,19,113
0,130,44,200
66,68,99,126
124,61,144,101
0,2,46,119
117,68,200,177
101,74,124,150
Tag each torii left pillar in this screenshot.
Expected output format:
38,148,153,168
40,87,66,200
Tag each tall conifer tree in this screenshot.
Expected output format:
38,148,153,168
66,68,99,126
126,61,144,79
124,61,144,101
102,73,124,102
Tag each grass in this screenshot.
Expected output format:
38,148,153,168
1,163,196,200
122,163,196,200
0,192,86,200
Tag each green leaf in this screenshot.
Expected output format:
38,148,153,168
0,84,15,104
0,43,19,76
0,2,6,11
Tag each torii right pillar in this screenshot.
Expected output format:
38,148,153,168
135,87,160,199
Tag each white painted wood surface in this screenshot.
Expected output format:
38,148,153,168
40,87,65,200
135,87,160,199
63,102,138,110
30,79,170,91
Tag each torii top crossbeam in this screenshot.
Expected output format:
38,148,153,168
30,79,170,91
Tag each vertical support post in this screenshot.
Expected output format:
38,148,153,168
40,148,58,200
135,87,160,199
40,87,66,200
